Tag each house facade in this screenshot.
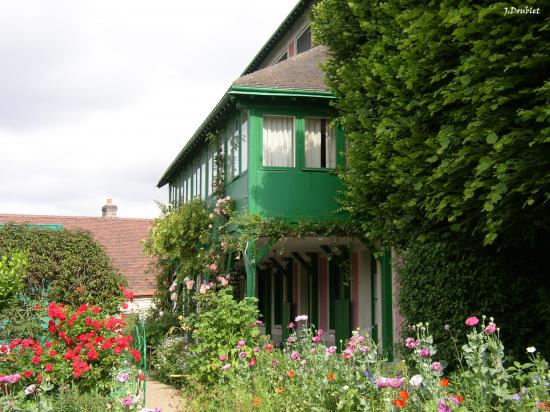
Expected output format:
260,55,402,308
157,0,400,353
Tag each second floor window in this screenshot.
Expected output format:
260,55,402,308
296,26,312,54
263,115,295,167
305,118,336,168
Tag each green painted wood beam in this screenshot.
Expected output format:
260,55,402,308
291,252,312,273
381,248,393,359
229,86,335,100
245,238,257,298
269,257,286,274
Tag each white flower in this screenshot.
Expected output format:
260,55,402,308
170,292,178,302
25,384,36,396
410,374,423,387
295,315,308,322
527,346,536,353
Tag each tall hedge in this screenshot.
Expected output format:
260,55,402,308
0,224,125,312
313,0,550,247
398,236,550,364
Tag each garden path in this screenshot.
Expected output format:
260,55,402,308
145,379,185,411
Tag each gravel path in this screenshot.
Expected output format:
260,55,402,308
144,379,185,412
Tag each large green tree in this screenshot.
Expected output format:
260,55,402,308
313,0,549,247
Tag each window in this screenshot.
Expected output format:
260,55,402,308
276,50,288,63
296,26,312,54
232,119,240,178
226,125,234,181
305,118,336,168
263,115,295,167
194,161,200,198
208,149,215,196
201,155,207,199
186,172,191,201
241,112,248,172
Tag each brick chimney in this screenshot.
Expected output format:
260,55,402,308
101,198,117,218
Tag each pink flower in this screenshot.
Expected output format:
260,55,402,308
209,263,218,272
185,279,195,290
237,340,246,348
312,336,321,343
388,377,404,388
120,395,133,407
217,276,228,287
360,345,368,353
405,337,420,349
326,346,337,355
271,359,279,367
239,351,247,358
287,322,295,329
484,322,497,335
219,354,227,362
420,348,431,358
465,316,479,327
431,361,443,371
287,336,296,344
222,363,231,371
342,348,353,359
295,315,308,322
317,329,324,337
300,360,306,366
249,358,256,367
376,377,389,388
290,351,300,360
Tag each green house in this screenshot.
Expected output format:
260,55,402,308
157,0,398,353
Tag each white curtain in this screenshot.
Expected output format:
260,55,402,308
241,113,248,172
305,118,336,168
263,115,295,167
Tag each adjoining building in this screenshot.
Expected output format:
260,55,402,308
157,0,400,352
0,199,156,311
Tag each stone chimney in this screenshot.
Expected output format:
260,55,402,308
101,198,117,218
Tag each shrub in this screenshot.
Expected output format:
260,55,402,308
0,252,27,310
0,224,126,312
186,286,260,386
398,237,550,364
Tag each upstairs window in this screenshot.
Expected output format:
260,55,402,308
232,119,240,178
296,26,312,54
226,125,234,181
241,112,248,172
305,118,336,168
263,115,295,167
208,149,215,196
201,155,207,199
276,50,288,63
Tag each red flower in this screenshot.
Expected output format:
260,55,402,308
36,373,42,384
49,350,57,357
440,378,449,387
76,286,85,294
23,370,32,379
121,302,129,310
76,304,88,314
394,399,406,408
328,372,335,381
10,339,21,349
454,395,464,404
44,342,52,349
138,374,145,381
130,348,141,363
31,355,41,365
92,306,101,314
287,370,296,378
44,364,53,373
399,390,409,401
87,348,99,361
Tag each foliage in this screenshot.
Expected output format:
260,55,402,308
151,335,189,387
0,302,149,411
186,286,261,386
0,224,125,312
397,237,550,363
0,252,27,310
312,0,550,248
0,292,49,343
187,315,549,411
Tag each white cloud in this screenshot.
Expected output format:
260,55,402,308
0,0,299,218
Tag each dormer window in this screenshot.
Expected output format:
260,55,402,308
276,51,288,63
296,26,312,54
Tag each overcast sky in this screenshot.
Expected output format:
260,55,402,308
0,0,298,218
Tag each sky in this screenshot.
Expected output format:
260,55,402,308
0,0,298,218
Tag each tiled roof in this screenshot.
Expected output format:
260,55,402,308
0,214,155,296
233,46,329,91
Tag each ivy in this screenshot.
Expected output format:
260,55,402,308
312,0,550,247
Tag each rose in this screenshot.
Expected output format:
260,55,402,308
465,316,479,327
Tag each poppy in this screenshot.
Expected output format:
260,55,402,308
287,370,296,378
440,378,449,387
275,387,284,393
394,399,406,408
328,372,335,381
399,390,409,400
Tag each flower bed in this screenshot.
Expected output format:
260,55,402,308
186,315,549,411
0,300,155,411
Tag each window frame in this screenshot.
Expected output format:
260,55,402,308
303,116,338,170
261,114,297,169
295,25,312,55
